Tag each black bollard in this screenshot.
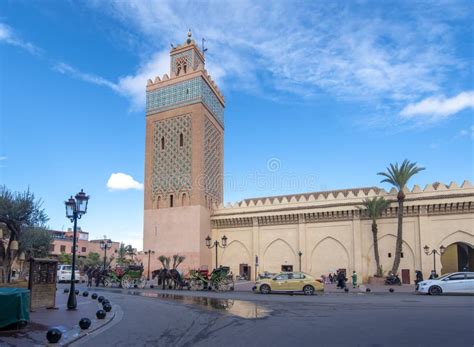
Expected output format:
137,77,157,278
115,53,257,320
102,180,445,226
103,303,112,312
64,288,69,293
389,288,394,293
82,291,89,297
344,287,349,293
102,299,110,305
75,289,79,295
79,318,92,330
366,288,371,292
91,293,98,300
96,310,106,319
46,328,62,343
98,296,104,303
150,285,154,289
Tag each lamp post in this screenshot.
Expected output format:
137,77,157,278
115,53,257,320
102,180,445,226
144,250,155,280
64,189,89,310
298,251,303,272
99,237,113,270
424,245,446,275
205,235,227,269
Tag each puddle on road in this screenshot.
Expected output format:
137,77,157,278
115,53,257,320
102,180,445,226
126,291,271,319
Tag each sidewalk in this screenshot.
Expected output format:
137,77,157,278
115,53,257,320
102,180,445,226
0,288,116,346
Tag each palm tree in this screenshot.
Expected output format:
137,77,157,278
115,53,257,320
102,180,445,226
172,254,186,269
362,197,391,277
158,255,170,269
117,243,127,265
125,245,135,262
378,159,425,274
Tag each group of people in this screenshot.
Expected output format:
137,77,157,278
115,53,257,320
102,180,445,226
322,270,358,289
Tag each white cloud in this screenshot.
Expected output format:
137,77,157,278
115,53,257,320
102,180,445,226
0,22,40,55
116,50,169,110
458,125,474,139
53,62,120,92
107,173,143,191
0,156,7,161
400,91,474,121
87,0,467,106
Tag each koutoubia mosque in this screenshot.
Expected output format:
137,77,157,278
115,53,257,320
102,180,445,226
143,32,474,283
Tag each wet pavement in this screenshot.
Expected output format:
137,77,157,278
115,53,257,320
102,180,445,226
74,284,474,347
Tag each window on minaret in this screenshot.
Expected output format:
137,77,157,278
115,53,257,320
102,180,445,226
170,194,174,207
179,133,184,147
181,193,187,206
161,137,165,150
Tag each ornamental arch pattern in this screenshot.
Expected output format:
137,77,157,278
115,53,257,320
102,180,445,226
152,114,192,201
310,237,350,276
263,238,296,273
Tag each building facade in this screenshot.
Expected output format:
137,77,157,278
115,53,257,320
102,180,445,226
49,229,120,264
143,32,474,283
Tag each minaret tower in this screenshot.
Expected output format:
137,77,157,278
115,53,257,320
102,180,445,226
143,30,224,272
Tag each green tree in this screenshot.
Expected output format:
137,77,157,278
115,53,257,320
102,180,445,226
77,252,102,270
125,245,135,262
117,243,128,265
0,186,48,283
362,197,391,277
378,159,425,274
58,252,72,265
19,227,52,259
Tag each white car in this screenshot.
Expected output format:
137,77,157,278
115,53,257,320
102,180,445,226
416,272,474,295
57,265,80,283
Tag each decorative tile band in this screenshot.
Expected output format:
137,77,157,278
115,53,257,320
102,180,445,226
146,77,224,126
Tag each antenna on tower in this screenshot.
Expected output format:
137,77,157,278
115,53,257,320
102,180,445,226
170,43,175,49
202,38,208,55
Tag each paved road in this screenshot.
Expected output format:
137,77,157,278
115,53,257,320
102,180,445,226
70,285,474,347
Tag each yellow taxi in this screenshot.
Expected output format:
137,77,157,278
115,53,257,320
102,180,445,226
255,272,324,295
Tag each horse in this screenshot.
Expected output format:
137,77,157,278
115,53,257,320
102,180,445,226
152,269,188,290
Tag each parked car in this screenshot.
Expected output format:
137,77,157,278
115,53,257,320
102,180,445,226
57,265,80,283
255,272,324,295
416,272,474,295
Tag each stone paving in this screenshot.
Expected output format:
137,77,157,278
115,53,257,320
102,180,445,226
0,287,117,346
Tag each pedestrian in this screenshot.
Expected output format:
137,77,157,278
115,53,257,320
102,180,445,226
429,270,438,279
415,270,423,284
351,270,358,288
86,267,93,287
328,273,333,283
336,270,346,289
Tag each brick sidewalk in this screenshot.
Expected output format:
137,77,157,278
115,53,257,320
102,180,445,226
0,288,115,346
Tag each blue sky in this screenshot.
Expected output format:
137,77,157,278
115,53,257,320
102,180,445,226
1,1,473,249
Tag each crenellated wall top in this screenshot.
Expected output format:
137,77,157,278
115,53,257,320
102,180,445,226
212,180,474,216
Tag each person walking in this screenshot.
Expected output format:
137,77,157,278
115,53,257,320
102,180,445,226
351,270,358,288
415,270,423,285
336,270,346,289
86,266,93,287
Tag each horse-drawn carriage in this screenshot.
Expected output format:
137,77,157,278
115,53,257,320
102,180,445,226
188,266,234,291
102,264,146,289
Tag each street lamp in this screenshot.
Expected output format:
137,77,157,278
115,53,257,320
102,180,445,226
99,237,113,270
64,189,89,310
298,251,303,272
144,250,155,280
205,235,227,269
424,245,446,275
